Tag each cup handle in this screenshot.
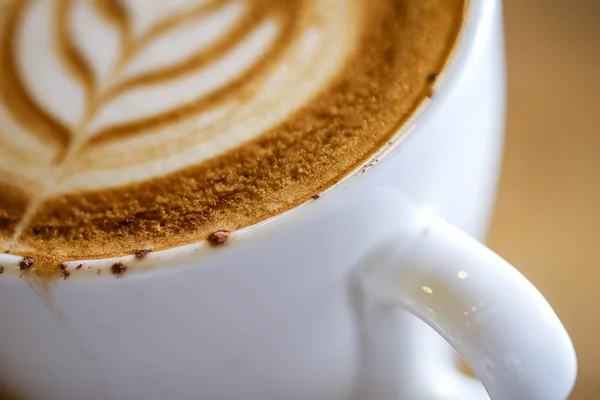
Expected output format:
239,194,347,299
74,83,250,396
359,194,577,400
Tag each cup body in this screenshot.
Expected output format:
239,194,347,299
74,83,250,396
0,1,506,399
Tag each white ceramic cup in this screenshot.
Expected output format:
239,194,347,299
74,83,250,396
0,0,577,399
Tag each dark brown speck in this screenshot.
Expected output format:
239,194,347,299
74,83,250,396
135,249,152,259
207,230,231,247
427,72,439,82
111,262,127,276
19,256,34,270
58,263,70,279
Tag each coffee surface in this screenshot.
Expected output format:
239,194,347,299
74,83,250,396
0,0,465,270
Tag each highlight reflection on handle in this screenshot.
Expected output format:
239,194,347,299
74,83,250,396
361,195,577,400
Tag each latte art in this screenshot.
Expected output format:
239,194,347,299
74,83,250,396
0,0,465,271
1,0,355,195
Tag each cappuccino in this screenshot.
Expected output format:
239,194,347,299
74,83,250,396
0,0,465,270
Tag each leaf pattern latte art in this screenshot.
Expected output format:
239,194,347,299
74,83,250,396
0,0,361,247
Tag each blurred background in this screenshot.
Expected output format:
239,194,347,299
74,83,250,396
490,0,600,398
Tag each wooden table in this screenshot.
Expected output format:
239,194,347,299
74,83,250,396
489,0,600,398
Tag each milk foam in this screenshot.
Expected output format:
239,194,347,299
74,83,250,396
0,0,359,195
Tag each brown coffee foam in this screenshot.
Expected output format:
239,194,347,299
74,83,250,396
2,0,465,272
0,183,27,251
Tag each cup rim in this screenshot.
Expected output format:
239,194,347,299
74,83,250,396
0,0,492,278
